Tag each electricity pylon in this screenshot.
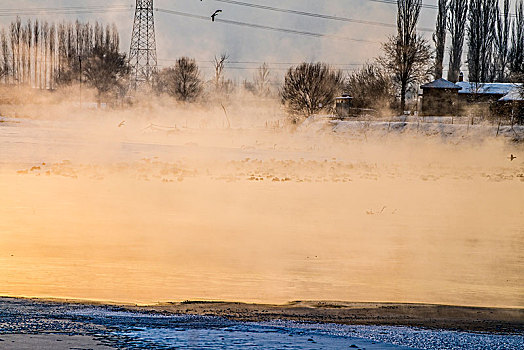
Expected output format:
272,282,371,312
129,0,158,90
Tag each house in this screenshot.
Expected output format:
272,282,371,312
455,82,519,103
420,78,462,116
496,87,524,124
455,82,522,118
421,78,523,118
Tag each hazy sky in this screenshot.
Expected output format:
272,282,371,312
0,1,519,81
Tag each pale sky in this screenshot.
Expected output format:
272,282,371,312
0,0,519,81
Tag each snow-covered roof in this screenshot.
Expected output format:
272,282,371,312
499,87,524,101
421,78,462,90
456,82,520,95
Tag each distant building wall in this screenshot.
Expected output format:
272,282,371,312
421,89,459,116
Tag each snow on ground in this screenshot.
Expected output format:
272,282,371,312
300,114,524,141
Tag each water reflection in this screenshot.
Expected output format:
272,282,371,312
1,172,522,307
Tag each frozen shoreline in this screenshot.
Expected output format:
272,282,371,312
1,297,523,350
2,296,524,333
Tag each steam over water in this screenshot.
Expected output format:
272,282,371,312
0,111,523,307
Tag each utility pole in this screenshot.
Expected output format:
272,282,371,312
129,0,158,90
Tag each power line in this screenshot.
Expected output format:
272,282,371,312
0,5,131,12
210,0,433,32
0,5,383,44
364,0,517,17
158,58,365,66
0,5,386,45
0,6,132,17
158,65,360,72
155,7,381,43
157,58,367,72
365,0,440,10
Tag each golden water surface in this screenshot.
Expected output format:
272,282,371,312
0,119,523,307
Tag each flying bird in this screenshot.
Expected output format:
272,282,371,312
509,154,517,161
118,120,126,127
211,10,222,22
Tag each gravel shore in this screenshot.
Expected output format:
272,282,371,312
1,297,523,350
127,300,524,333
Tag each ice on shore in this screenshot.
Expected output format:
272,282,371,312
2,298,523,350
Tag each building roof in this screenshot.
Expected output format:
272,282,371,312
456,82,520,95
421,78,462,90
499,87,524,101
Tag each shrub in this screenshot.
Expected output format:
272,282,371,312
280,62,343,120
346,64,396,113
155,57,203,102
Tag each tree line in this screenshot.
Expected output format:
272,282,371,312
0,18,123,94
1,1,523,118
436,0,524,83
282,0,431,116
0,17,271,105
281,0,524,118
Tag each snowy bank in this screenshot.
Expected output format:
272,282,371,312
299,115,524,141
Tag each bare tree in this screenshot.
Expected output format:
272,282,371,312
482,0,498,82
252,63,271,97
467,0,497,82
213,53,229,91
85,23,94,56
280,62,343,120
155,57,203,102
33,20,39,88
379,0,432,111
222,79,236,95
66,22,76,68
49,24,55,89
509,0,524,80
494,0,511,82
433,0,447,79
467,0,482,82
1,29,9,83
467,0,483,82
57,22,67,83
94,22,103,49
173,57,203,101
25,20,32,85
40,22,46,88
75,20,82,59
346,63,396,112
0,18,123,91
14,18,21,83
110,24,119,53
55,22,81,85
83,46,129,106
42,21,49,89
447,0,468,82
10,18,21,84
20,25,27,85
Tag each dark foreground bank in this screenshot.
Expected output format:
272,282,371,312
129,300,524,334
0,297,523,350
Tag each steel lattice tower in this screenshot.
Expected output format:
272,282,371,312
129,0,158,90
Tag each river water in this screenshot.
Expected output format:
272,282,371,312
0,117,523,307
